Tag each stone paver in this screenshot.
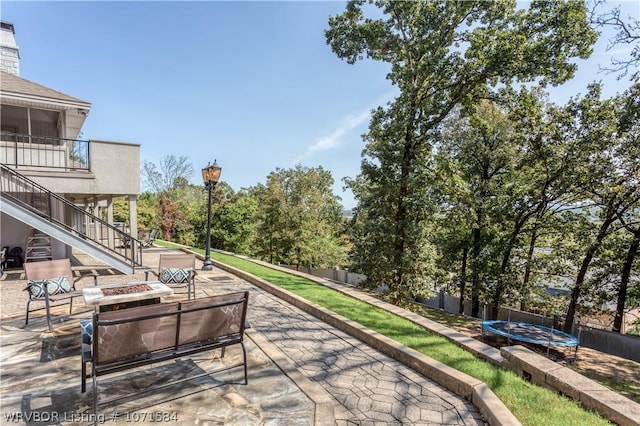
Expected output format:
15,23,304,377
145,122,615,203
0,248,484,425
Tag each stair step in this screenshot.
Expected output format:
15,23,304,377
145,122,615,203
25,226,53,263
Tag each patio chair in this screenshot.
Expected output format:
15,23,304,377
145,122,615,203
3,246,24,269
145,253,197,300
141,228,159,248
23,259,90,333
118,234,131,248
0,247,6,277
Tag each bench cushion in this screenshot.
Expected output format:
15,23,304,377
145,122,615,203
160,267,191,284
26,276,72,298
80,319,93,362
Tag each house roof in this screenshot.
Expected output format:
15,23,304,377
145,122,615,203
0,71,90,108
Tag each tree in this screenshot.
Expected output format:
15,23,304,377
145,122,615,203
142,155,194,194
327,0,597,305
211,189,260,256
171,182,207,247
612,88,640,332
590,0,640,81
136,192,159,231
254,165,348,268
141,155,194,241
563,84,640,332
436,101,521,317
112,197,130,224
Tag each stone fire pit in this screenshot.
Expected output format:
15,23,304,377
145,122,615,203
82,281,174,312
101,284,152,296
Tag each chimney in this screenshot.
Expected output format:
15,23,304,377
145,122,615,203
1,21,20,75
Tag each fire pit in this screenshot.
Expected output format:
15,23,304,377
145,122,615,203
82,281,174,312
101,284,152,296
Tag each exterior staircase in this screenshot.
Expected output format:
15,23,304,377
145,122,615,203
25,227,53,262
0,164,143,273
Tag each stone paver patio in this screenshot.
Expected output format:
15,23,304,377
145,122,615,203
0,248,484,425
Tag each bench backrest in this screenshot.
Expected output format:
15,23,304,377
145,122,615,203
94,291,249,365
24,258,73,281
157,253,196,274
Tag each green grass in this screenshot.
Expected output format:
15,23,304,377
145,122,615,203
156,241,610,425
408,301,640,403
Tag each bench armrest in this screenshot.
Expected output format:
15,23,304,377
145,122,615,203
144,269,158,281
86,274,98,286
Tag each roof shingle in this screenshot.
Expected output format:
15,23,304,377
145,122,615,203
0,71,90,106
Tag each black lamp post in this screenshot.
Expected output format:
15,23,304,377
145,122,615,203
202,160,221,271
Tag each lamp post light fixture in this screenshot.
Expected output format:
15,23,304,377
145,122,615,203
201,160,222,271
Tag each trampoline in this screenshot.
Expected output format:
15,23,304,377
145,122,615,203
482,320,579,350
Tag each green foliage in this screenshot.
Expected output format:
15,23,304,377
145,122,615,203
327,0,597,305
141,155,195,241
110,197,128,224
253,165,349,268
172,183,207,247
138,159,349,267
137,192,160,230
558,84,640,331
211,189,260,256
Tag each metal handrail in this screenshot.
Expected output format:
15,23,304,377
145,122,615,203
0,164,143,268
0,132,90,171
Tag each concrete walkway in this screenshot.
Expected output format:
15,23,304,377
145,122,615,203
0,248,484,425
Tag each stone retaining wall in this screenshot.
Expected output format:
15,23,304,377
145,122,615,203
208,250,639,426
501,345,640,426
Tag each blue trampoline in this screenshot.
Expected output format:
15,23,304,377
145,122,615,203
482,320,579,348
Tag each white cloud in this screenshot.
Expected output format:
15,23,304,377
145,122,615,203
294,92,396,164
302,110,369,158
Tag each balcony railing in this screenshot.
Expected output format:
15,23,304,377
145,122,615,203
0,132,90,171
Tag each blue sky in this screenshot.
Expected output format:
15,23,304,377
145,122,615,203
2,1,638,209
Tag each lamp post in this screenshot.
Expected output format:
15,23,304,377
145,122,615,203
202,160,221,271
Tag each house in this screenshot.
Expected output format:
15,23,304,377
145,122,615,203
0,20,143,273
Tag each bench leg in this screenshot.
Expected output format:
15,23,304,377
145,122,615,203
25,300,31,325
81,359,86,393
92,371,99,421
241,342,248,385
44,295,54,334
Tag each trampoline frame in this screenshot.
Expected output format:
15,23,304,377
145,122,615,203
482,320,580,357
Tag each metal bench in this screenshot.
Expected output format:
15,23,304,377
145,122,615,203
80,291,249,417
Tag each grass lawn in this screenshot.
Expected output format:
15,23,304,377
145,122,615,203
158,241,611,425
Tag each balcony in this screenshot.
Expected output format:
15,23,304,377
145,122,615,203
0,132,90,171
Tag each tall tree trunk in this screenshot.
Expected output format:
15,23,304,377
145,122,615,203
471,218,482,318
459,246,468,314
521,227,539,311
492,211,531,319
613,228,640,333
564,208,617,333
391,102,418,304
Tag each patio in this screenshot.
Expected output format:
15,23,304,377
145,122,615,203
0,247,485,425
0,248,320,425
